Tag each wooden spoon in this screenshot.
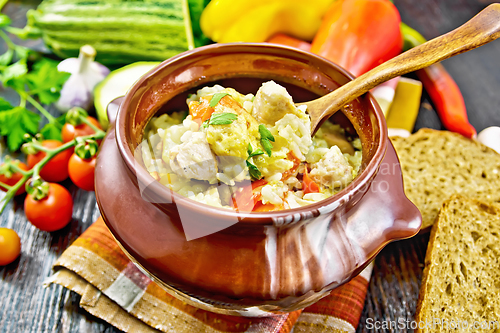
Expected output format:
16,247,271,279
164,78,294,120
302,3,500,134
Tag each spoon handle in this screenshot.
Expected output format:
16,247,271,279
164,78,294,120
306,3,500,133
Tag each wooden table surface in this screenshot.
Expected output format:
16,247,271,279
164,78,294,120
1,1,499,332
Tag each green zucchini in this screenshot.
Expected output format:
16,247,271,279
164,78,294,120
27,0,210,65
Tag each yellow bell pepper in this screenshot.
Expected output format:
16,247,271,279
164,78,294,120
386,77,423,132
200,0,335,43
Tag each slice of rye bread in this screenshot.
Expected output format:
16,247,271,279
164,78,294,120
415,195,500,332
391,128,500,230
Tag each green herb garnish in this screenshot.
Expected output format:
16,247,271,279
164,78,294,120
209,92,229,107
247,143,265,158
246,160,262,180
259,124,275,157
203,112,238,128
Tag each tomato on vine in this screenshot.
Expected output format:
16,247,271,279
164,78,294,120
0,106,105,216
61,116,102,143
27,140,72,182
0,161,29,195
0,228,21,266
24,181,73,232
68,138,99,191
68,154,96,191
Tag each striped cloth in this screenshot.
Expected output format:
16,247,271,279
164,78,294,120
47,217,372,333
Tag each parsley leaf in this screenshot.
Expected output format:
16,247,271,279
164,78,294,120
247,143,264,158
1,61,28,87
246,160,262,180
206,112,238,126
14,45,30,62
0,106,40,151
209,92,229,107
40,122,62,141
261,139,273,157
0,97,12,111
40,114,66,141
25,58,70,105
0,48,14,66
259,124,275,141
259,124,275,157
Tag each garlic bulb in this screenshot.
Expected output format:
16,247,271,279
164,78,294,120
56,45,110,112
477,126,500,154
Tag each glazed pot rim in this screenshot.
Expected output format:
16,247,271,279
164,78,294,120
114,43,388,225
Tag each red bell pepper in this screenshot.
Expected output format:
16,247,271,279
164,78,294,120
266,33,312,52
231,179,267,212
310,0,402,77
188,96,214,123
252,201,284,212
303,167,320,194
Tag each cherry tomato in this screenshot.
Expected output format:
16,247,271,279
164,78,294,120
0,228,21,266
0,162,28,195
24,183,73,232
27,140,72,182
61,116,102,143
68,154,96,191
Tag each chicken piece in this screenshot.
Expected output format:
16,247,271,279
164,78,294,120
217,94,259,133
323,132,355,155
309,146,353,189
169,132,218,182
252,81,308,126
206,95,260,159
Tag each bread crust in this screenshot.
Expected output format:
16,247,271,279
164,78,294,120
415,197,449,332
391,129,500,231
415,195,500,333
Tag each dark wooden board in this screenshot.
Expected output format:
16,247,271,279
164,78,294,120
1,1,499,332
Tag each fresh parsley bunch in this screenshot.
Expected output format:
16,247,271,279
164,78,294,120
0,14,69,152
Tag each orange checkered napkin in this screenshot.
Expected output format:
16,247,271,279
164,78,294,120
47,217,372,333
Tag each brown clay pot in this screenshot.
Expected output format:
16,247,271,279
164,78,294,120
95,43,421,316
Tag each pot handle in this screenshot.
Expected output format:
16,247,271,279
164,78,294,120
106,96,125,127
343,140,422,259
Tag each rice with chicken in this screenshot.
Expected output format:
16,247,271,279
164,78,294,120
141,81,362,212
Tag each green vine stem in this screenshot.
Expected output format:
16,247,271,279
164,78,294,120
80,116,102,133
0,182,11,190
23,93,57,124
7,161,29,175
0,30,15,49
0,0,8,11
0,115,106,213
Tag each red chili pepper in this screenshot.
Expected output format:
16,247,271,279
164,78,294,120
310,0,402,77
401,23,477,138
266,33,312,52
416,64,476,138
